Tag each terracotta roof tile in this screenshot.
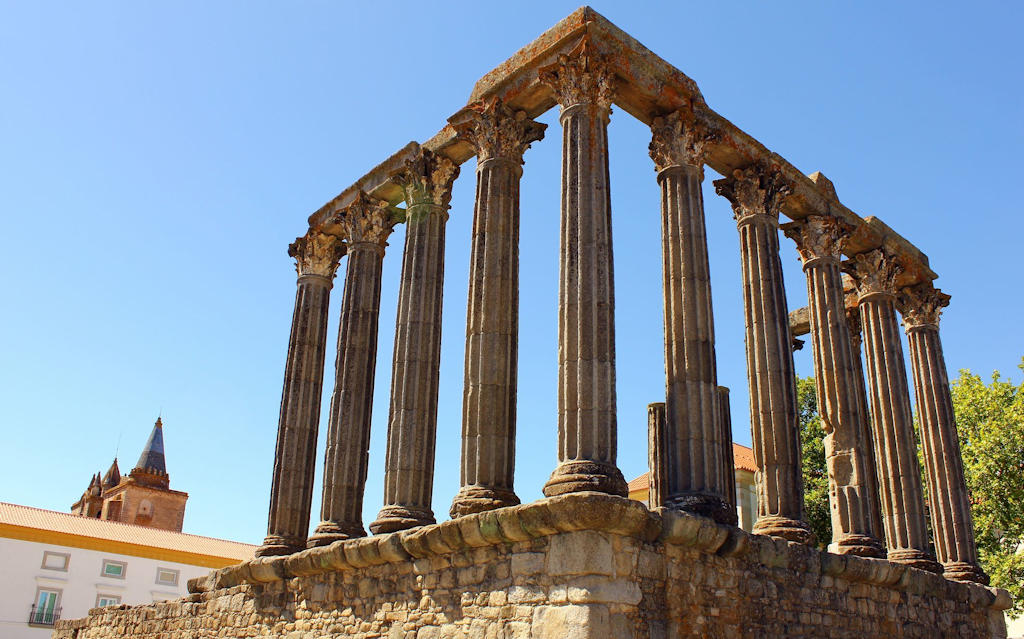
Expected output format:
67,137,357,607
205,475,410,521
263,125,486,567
627,442,757,491
0,502,256,561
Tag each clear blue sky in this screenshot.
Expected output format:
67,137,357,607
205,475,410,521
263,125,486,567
1,2,1021,545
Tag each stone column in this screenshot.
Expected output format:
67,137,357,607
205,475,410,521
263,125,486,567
538,42,627,497
713,165,812,545
308,194,398,546
370,149,459,534
718,387,737,514
647,402,666,508
844,250,941,572
648,109,731,523
258,232,345,556
447,99,546,518
846,306,887,542
900,283,988,584
782,217,884,557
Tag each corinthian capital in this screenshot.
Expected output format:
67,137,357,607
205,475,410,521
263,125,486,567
450,98,546,164
289,231,345,279
394,148,460,210
781,215,849,265
898,283,950,329
842,249,902,300
649,107,718,172
713,163,792,223
537,39,615,110
336,191,400,249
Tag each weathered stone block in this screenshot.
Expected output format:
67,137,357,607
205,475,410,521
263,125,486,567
547,531,613,576
532,604,610,639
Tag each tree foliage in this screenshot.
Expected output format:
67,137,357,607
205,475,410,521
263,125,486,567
797,375,832,550
950,361,1024,615
796,365,1024,614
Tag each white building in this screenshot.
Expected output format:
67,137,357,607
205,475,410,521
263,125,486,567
0,502,255,637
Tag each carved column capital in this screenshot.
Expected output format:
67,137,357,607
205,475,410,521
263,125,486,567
781,215,850,267
289,232,345,280
394,148,460,210
899,283,950,330
450,98,546,165
649,107,718,173
843,249,903,301
334,191,399,252
538,39,615,110
713,163,792,224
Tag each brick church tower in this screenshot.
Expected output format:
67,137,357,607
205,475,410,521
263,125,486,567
71,417,189,532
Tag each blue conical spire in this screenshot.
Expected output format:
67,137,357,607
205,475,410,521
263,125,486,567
134,417,166,473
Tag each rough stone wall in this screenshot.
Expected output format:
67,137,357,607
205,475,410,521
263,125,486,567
54,494,1010,639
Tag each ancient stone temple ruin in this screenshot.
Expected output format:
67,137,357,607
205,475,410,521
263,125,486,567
56,8,1011,638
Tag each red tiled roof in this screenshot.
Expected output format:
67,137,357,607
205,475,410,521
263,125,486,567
627,442,756,492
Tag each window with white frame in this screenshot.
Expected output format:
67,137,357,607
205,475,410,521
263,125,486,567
96,594,121,607
101,559,127,579
40,551,69,571
155,567,179,586
30,588,61,625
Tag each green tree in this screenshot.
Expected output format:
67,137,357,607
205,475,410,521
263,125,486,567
797,375,832,550
950,361,1024,615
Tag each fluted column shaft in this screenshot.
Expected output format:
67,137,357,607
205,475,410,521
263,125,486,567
647,402,666,508
718,387,737,513
539,44,627,497
309,196,396,546
714,166,812,544
370,150,459,535
448,100,545,518
901,285,987,583
649,111,730,523
846,310,888,543
783,217,884,557
258,233,344,557
846,250,941,572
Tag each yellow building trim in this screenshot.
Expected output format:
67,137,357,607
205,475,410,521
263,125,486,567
0,523,242,569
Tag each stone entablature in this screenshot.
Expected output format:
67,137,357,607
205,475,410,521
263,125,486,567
55,494,1011,639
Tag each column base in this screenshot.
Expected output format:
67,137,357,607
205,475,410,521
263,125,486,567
753,516,816,546
369,504,435,535
449,485,520,519
827,534,886,558
542,460,628,498
255,534,305,557
942,561,989,585
665,492,737,526
887,548,943,573
306,521,366,548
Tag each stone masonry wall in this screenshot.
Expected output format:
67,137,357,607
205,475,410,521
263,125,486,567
54,494,1010,638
